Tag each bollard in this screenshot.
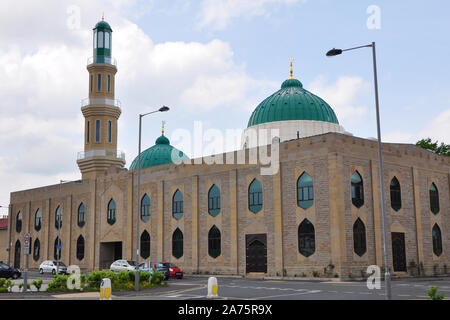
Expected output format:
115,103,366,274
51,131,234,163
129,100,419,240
207,277,218,299
100,278,112,300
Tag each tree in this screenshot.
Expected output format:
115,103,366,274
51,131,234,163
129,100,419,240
416,138,450,156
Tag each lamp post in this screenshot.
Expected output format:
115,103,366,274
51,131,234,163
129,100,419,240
57,179,82,274
135,105,170,292
326,42,391,300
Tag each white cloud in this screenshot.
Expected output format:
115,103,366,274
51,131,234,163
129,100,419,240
0,0,275,207
197,0,303,30
307,75,370,123
383,108,450,144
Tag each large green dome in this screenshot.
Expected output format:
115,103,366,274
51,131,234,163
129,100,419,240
247,78,339,127
129,134,189,170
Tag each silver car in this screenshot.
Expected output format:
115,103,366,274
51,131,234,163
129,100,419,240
110,260,138,273
39,260,68,275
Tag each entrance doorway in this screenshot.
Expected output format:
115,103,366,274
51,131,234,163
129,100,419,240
245,234,267,273
14,240,20,269
100,242,122,270
392,232,407,272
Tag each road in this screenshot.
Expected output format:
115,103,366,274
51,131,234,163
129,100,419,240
4,273,450,299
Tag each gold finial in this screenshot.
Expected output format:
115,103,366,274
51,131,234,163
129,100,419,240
289,57,295,79
102,12,104,21
162,120,166,135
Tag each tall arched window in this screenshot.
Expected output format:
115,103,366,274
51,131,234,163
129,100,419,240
78,203,86,228
54,237,62,260
172,228,183,259
432,224,443,256
297,172,314,209
351,171,364,208
208,185,221,217
390,177,402,211
298,219,315,257
35,209,42,231
76,235,85,261
430,183,440,214
55,206,62,229
172,190,183,220
141,194,150,222
33,238,40,261
248,178,263,214
140,230,150,259
353,218,367,257
16,212,22,233
208,225,221,258
107,199,116,225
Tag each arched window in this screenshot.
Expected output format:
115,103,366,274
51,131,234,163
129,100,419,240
353,218,367,257
298,219,315,257
351,171,364,208
76,235,85,261
14,240,20,269
33,238,40,261
54,237,62,260
208,185,221,217
105,32,110,49
172,190,183,220
432,224,443,256
248,179,263,214
78,203,86,228
55,206,62,229
430,183,440,214
140,230,150,259
94,31,97,49
98,31,104,47
141,194,150,223
107,75,111,93
35,209,42,231
172,228,183,259
297,172,314,209
107,199,116,225
208,225,221,258
390,177,402,211
16,211,22,233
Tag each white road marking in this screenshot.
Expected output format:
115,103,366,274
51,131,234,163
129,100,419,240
253,290,322,300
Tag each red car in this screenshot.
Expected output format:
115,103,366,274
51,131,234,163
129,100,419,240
163,262,183,279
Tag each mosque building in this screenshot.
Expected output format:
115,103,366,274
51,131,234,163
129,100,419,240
3,19,450,278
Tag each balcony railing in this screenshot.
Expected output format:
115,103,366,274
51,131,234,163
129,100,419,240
77,149,126,161
81,98,122,109
87,56,117,66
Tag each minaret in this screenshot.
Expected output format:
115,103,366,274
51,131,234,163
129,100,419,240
77,17,125,180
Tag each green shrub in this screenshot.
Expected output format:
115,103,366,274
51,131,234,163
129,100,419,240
46,274,70,292
427,286,445,300
87,270,118,289
32,279,43,291
151,270,165,285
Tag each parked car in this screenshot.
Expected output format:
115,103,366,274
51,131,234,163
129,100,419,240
39,260,67,275
110,259,138,273
139,261,170,280
0,262,21,279
162,262,183,279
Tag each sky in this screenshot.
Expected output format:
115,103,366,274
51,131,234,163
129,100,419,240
0,0,449,213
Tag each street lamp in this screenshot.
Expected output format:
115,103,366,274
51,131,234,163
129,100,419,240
57,179,82,274
135,105,170,291
326,42,391,300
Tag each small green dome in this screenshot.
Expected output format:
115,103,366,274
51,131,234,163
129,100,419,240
247,77,339,127
94,20,112,31
129,135,189,170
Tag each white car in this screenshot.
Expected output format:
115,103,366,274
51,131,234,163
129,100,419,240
110,259,138,273
39,260,68,275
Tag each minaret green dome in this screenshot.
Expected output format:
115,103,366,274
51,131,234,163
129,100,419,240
247,77,339,127
129,134,189,170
